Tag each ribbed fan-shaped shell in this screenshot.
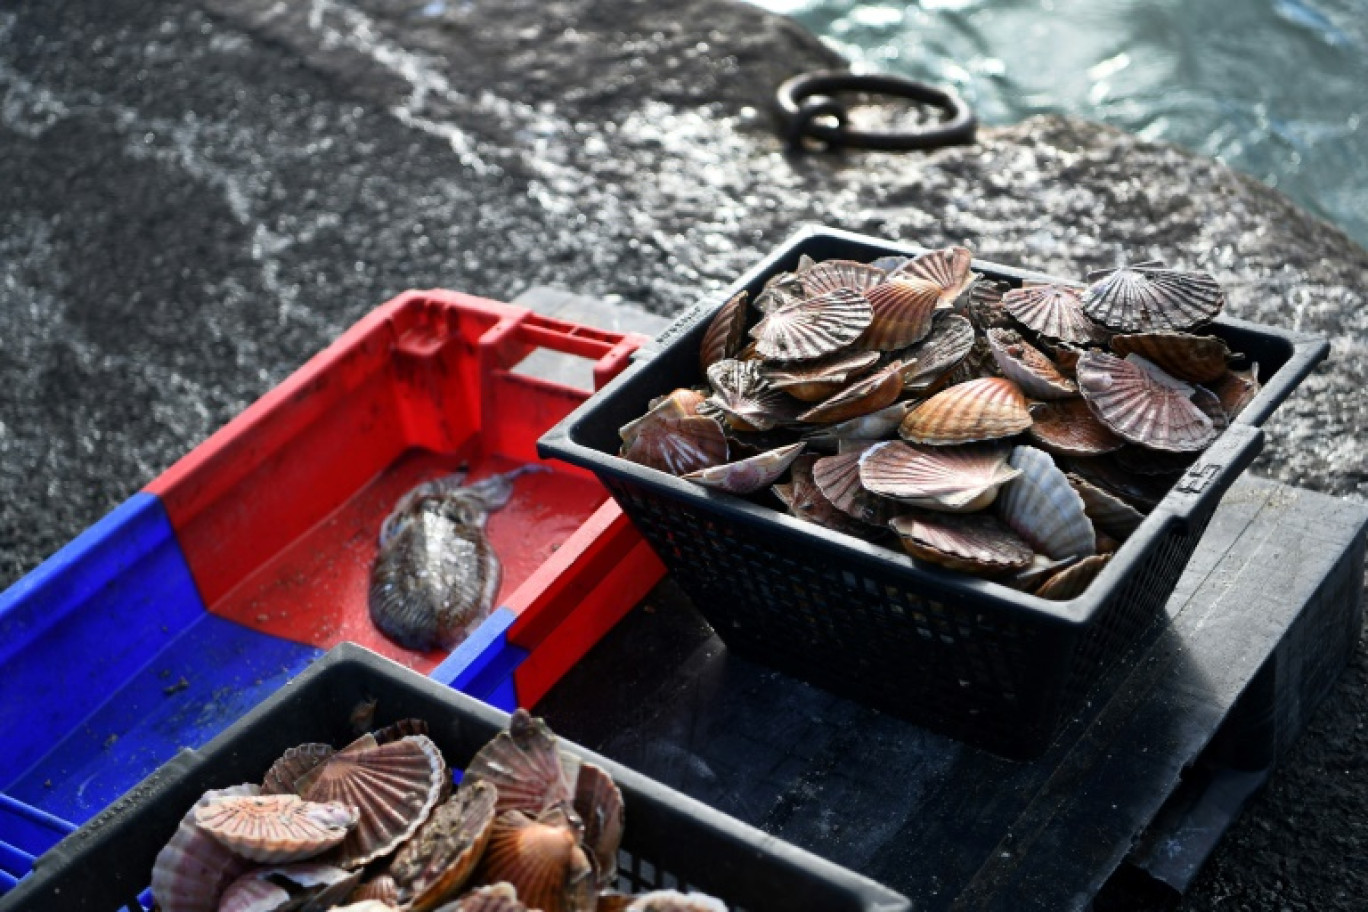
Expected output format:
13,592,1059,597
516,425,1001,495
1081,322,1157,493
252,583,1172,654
1026,399,1125,457
1212,365,1260,418
800,259,886,297
698,291,750,376
812,445,900,527
890,512,1033,575
899,377,1032,445
625,891,731,912
1080,263,1225,332
389,781,499,911
465,709,581,820
802,400,918,445
219,863,360,912
1067,473,1146,541
859,442,1020,513
475,811,595,912
151,784,258,912
262,743,336,795
621,414,728,476
765,349,879,402
893,313,975,393
749,287,873,360
444,882,529,912
889,246,977,310
1001,283,1106,345
683,442,805,495
1076,351,1216,453
796,362,905,425
997,446,1096,560
574,762,625,888
1035,554,1111,601
350,875,400,905
619,389,704,450
1109,331,1231,383
986,328,1077,399
774,455,878,538
299,734,447,868
194,794,358,864
858,278,941,350
705,359,800,432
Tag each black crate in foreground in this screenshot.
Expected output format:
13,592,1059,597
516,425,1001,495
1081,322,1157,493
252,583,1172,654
538,226,1329,760
0,644,910,912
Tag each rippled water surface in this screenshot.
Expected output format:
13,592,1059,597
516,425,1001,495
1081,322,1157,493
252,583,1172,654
750,0,1368,248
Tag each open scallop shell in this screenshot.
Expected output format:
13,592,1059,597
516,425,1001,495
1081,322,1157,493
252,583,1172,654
996,446,1096,560
812,445,901,527
445,882,529,912
574,762,625,888
683,442,806,495
706,359,801,432
621,414,729,476
466,708,581,820
1189,384,1230,434
298,733,447,868
795,361,905,425
1076,351,1216,453
889,246,978,310
388,780,499,911
765,349,880,402
802,400,918,445
262,743,336,796
1211,364,1260,418
699,291,750,376
350,875,401,905
859,442,1020,513
800,259,886,297
151,784,258,912
1109,331,1232,383
986,328,1077,399
475,810,595,912
1067,473,1146,542
749,287,873,361
889,512,1033,576
195,794,358,864
898,377,1033,445
892,313,976,393
1080,262,1225,332
1035,554,1112,601
1001,282,1106,345
1026,399,1125,457
219,863,360,912
858,278,941,351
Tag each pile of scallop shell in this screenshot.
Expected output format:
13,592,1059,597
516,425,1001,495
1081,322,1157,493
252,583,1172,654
150,710,727,912
619,248,1261,598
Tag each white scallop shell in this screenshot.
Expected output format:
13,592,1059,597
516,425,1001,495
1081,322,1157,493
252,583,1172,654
996,446,1096,560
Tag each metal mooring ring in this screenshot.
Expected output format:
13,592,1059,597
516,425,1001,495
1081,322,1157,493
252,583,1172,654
776,70,977,152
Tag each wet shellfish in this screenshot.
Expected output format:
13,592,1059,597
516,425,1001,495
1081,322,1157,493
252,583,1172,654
986,328,1077,400
388,781,499,911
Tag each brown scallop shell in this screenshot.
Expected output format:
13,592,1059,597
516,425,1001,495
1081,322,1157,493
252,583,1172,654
1026,399,1125,457
796,361,905,425
858,442,1020,512
683,442,806,495
889,512,1033,575
1076,351,1216,453
1211,364,1260,418
298,733,447,868
445,882,529,912
1067,473,1146,541
774,455,879,538
465,708,581,820
889,246,978,310
194,794,358,864
899,377,1032,445
986,328,1078,399
1189,384,1230,434
858,278,941,351
350,874,401,905
699,291,750,375
1001,282,1107,345
475,810,595,912
996,446,1096,560
892,312,976,393
802,400,919,445
1109,331,1232,383
262,743,336,795
749,287,873,361
574,762,625,888
151,784,259,912
800,259,886,297
621,414,729,476
388,780,499,911
1080,262,1225,332
624,891,731,912
706,359,801,432
765,349,880,402
219,863,361,912
1035,554,1112,601
812,445,901,527
620,389,705,450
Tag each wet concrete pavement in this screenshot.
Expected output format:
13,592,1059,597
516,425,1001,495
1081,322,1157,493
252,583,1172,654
1,0,1364,908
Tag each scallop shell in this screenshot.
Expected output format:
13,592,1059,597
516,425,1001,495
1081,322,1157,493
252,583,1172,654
683,442,806,495
331,903,402,912
699,291,750,375
621,414,729,476
350,875,401,905
706,359,801,432
812,445,901,527
465,708,581,820
800,259,886,297
774,455,879,538
372,718,431,744
1109,331,1232,383
194,794,358,864
475,810,595,912
261,743,336,795
1076,351,1216,453
765,349,880,402
625,891,731,912
1080,263,1225,332
620,389,705,450
749,288,873,361
889,512,1033,575
1040,339,1087,377
219,863,360,912
996,446,1096,560
445,882,529,912
1026,399,1125,457
899,377,1033,445
891,313,975,393
1035,554,1112,601
795,361,905,425
889,246,978,310
298,733,447,868
1211,364,1260,418
1003,553,1079,592
151,784,258,912
753,273,803,314
802,400,918,445
1067,473,1146,541
858,278,941,351
574,762,625,888
859,442,1020,512
1189,383,1230,434
389,780,499,911
1000,283,1106,345
986,328,1078,399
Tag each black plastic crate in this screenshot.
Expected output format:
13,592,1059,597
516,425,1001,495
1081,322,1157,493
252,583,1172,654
538,226,1329,760
0,643,910,912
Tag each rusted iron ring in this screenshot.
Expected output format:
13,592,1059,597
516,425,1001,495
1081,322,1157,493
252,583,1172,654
776,70,977,151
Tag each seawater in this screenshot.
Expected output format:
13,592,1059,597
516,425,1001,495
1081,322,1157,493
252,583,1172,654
750,0,1368,249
